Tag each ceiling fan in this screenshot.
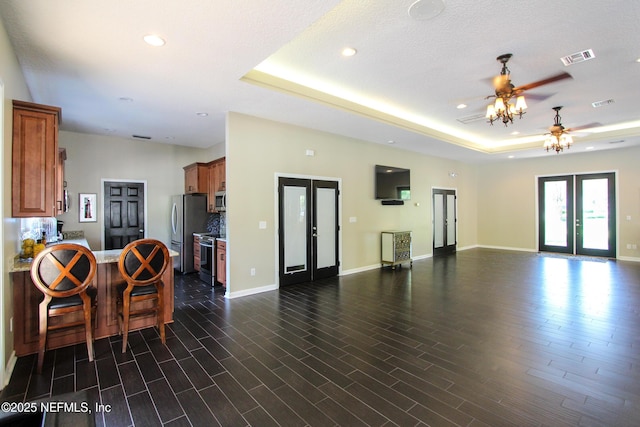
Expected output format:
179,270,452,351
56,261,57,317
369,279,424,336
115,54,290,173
486,53,573,126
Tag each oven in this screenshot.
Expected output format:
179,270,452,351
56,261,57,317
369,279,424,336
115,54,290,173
199,237,214,285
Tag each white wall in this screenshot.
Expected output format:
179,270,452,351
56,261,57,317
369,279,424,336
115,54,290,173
476,145,640,260
55,131,220,249
0,15,32,387
225,112,478,296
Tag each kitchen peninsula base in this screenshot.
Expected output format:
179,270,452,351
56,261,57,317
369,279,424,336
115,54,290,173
10,253,174,357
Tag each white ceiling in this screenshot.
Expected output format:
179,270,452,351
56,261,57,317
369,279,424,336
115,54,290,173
2,0,640,163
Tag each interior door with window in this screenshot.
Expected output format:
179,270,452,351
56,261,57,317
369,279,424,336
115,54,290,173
433,188,457,255
538,173,616,257
278,177,339,286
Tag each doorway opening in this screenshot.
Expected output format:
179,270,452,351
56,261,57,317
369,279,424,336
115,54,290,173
103,180,147,250
432,188,457,256
278,176,340,286
538,172,616,258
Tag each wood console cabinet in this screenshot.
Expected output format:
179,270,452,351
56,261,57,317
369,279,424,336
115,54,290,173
11,100,62,217
184,162,208,194
216,240,226,287
381,231,412,269
207,157,226,212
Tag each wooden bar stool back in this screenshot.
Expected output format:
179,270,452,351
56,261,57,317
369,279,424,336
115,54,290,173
117,239,170,353
30,243,97,374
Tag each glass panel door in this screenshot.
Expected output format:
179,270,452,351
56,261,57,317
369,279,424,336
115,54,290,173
538,173,616,258
433,188,456,255
312,180,339,280
279,178,311,285
538,176,573,253
576,173,616,257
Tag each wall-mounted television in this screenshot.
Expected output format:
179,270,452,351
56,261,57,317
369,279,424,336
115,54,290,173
375,165,410,201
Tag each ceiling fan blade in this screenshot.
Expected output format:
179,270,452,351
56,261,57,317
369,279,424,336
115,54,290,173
523,93,553,102
514,72,572,92
567,122,602,132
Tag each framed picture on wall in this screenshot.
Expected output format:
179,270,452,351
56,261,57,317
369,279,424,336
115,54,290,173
79,193,97,222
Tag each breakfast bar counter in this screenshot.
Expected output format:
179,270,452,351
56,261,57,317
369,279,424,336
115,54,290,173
9,243,177,357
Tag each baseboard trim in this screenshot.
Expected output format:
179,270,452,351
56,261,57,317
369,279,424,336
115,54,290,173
225,284,278,299
617,255,640,263
476,245,538,253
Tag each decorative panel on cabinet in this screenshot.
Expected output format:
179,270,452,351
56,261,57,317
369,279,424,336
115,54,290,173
193,234,201,272
381,231,412,269
216,240,226,287
184,162,208,194
11,100,62,217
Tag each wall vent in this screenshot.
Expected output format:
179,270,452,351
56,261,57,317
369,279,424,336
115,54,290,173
132,134,152,139
592,99,615,108
560,49,595,66
608,140,624,144
457,113,486,124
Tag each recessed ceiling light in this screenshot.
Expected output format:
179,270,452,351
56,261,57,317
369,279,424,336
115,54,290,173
510,131,520,136
144,34,166,47
456,104,467,109
508,155,515,159
387,140,396,144
635,57,640,63
586,146,595,150
341,47,357,57
196,112,208,117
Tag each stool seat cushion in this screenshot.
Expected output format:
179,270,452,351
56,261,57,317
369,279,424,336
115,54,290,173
49,287,97,309
117,283,158,297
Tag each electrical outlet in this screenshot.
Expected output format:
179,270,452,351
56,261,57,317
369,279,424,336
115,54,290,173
250,268,256,276
633,244,638,250
627,244,633,249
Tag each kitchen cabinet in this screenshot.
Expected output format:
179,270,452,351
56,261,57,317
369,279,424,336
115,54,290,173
216,239,226,287
193,234,201,272
184,162,208,194
11,100,62,217
207,157,226,212
381,231,412,269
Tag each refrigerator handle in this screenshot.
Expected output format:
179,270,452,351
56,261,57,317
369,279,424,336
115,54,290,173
171,203,178,235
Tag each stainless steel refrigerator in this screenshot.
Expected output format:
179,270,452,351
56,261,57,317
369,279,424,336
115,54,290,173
170,194,208,273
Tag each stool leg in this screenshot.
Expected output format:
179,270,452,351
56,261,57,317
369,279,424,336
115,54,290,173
121,290,131,353
156,287,165,344
37,300,50,374
83,299,94,362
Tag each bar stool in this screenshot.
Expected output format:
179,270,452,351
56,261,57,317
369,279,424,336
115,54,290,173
117,239,170,353
30,244,97,374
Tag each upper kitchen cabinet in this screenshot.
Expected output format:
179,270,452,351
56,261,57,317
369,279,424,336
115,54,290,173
207,157,225,213
183,162,208,194
11,100,62,218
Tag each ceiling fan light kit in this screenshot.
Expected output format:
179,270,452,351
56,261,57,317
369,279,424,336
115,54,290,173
485,54,527,127
543,106,573,153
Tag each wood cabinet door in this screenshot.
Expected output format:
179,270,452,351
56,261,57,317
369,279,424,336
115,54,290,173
184,163,208,194
216,241,226,286
11,101,61,217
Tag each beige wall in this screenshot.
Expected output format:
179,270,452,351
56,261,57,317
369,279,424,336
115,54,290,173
476,145,640,260
55,131,220,249
225,112,479,296
1,15,32,382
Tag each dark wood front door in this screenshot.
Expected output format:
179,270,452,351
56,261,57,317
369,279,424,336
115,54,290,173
104,181,145,250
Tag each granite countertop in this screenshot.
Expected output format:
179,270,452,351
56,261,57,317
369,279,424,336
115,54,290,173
9,240,178,273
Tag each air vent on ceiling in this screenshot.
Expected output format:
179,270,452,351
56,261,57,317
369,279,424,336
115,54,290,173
608,140,624,144
132,134,151,140
457,113,486,124
560,49,595,66
592,99,615,108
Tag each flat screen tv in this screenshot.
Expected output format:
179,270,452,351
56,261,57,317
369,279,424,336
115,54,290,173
375,165,410,200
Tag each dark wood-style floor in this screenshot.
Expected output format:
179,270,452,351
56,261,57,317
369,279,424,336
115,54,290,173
2,248,640,426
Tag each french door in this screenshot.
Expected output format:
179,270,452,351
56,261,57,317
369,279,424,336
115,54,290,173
538,173,616,257
278,177,339,286
433,189,457,255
